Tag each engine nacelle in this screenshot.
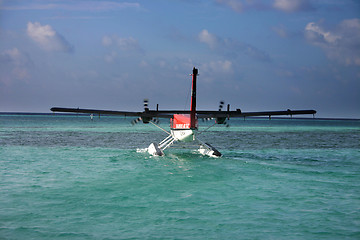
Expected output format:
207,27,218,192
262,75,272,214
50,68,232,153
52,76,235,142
142,117,152,124
216,117,226,124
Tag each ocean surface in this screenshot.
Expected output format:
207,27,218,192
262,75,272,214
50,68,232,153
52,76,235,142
1,114,359,239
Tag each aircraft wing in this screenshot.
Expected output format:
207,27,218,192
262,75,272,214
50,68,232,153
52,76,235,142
196,109,317,118
146,109,317,118
51,107,144,117
51,107,316,119
50,107,181,119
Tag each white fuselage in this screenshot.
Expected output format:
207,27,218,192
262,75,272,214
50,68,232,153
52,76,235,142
171,129,195,142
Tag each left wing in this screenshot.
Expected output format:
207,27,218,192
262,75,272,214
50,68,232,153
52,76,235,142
196,109,317,118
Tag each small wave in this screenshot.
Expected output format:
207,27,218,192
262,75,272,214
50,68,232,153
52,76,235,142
136,148,148,153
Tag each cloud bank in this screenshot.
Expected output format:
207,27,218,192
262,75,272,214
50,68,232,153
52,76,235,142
102,35,143,52
305,19,360,66
2,1,140,11
0,48,32,85
27,22,73,52
198,29,271,62
102,35,144,62
273,0,313,12
216,0,314,13
198,29,218,49
215,0,244,13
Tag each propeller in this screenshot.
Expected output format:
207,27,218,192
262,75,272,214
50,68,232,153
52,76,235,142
144,99,149,111
219,100,224,111
131,117,142,125
132,99,150,125
202,117,213,122
202,100,224,123
152,118,160,124
216,100,229,126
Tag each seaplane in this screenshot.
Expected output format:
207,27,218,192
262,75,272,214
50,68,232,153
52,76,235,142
51,67,316,157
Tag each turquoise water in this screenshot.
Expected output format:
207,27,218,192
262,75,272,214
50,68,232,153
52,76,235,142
1,115,360,239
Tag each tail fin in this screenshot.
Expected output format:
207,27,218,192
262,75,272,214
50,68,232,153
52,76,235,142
190,67,198,129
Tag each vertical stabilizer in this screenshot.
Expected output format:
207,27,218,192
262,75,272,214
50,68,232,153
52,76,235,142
190,67,198,129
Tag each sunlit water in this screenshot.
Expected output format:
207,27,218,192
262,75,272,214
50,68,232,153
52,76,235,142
1,115,360,239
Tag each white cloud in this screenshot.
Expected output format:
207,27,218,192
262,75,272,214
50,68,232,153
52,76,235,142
215,0,243,13
139,60,148,67
197,60,233,83
305,22,340,44
0,48,31,84
272,25,288,38
305,19,360,66
26,22,73,52
69,1,140,11
198,29,218,49
102,35,144,63
102,35,143,53
217,60,232,72
104,51,118,63
273,0,313,12
198,29,271,62
102,36,113,46
159,60,166,68
116,37,141,51
216,0,314,13
2,48,24,65
202,60,233,73
2,1,140,11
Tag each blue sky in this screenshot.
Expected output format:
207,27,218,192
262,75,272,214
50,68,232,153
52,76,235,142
0,0,359,118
